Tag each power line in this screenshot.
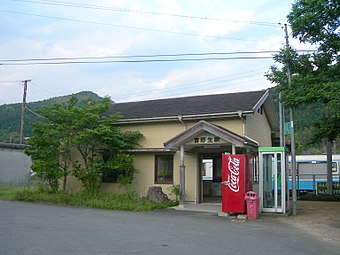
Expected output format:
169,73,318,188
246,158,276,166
12,0,280,27
0,80,23,83
178,77,264,98
113,68,268,100
30,82,62,98
1,50,283,62
0,50,317,63
25,106,46,119
2,49,317,66
0,9,256,42
1,56,275,66
119,77,265,102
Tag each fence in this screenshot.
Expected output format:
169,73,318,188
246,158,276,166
288,174,340,195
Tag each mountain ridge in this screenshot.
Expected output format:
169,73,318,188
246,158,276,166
0,91,103,143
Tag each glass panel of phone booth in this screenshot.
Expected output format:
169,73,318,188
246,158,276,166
277,153,282,208
263,154,275,209
285,153,290,212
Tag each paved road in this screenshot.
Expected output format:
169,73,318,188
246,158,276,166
0,201,338,255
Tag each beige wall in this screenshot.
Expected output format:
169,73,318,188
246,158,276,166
120,118,244,148
64,150,197,201
245,111,272,147
123,151,198,201
119,122,186,148
65,114,272,201
62,133,198,201
115,118,244,201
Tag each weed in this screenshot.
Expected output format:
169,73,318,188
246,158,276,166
1,186,177,211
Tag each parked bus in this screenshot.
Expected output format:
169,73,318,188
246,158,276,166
288,154,340,193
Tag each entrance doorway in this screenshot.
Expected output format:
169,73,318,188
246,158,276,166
201,154,222,203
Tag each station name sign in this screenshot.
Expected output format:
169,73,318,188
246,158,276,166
193,132,221,144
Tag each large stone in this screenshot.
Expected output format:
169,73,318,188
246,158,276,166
147,186,170,202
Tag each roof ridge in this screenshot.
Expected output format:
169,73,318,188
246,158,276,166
113,89,268,105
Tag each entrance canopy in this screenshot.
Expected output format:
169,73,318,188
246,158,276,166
164,120,258,152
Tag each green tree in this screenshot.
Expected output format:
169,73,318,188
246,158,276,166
103,153,138,189
26,97,141,194
25,119,71,192
267,0,339,194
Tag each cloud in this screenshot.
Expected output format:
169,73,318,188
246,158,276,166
0,0,312,106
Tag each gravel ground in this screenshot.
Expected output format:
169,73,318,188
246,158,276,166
278,201,340,246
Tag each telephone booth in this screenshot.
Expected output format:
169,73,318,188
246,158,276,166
259,147,289,214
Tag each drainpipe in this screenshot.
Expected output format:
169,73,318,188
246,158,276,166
237,110,246,136
234,110,246,155
178,115,187,130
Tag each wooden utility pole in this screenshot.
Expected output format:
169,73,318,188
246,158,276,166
20,79,31,144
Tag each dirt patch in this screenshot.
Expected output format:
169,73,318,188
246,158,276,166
279,201,340,246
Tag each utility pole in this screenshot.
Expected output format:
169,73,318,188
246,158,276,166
284,24,297,215
20,79,31,144
279,93,285,147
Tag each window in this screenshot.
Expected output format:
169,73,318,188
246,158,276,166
102,169,120,183
101,154,118,183
155,155,173,184
202,159,213,181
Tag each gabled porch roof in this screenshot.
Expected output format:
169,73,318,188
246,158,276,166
164,120,258,150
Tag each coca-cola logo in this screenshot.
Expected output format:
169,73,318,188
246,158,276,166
227,156,240,192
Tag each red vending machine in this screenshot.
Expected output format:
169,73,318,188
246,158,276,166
221,154,252,213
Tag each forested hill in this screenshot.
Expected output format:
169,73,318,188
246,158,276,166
270,87,339,154
0,89,337,154
0,91,103,143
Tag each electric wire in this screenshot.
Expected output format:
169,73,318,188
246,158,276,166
1,56,275,66
0,9,256,42
25,106,46,119
12,0,280,27
119,77,265,102
112,69,267,100
1,51,282,62
0,50,317,64
177,77,264,98
0,80,23,83
30,82,62,98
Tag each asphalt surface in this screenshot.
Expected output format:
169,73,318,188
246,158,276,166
1,200,339,255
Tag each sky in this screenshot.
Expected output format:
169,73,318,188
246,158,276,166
0,0,314,105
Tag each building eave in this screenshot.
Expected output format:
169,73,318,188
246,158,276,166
115,111,254,124
252,89,269,112
125,148,177,153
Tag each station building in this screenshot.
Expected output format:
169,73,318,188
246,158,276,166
96,89,279,203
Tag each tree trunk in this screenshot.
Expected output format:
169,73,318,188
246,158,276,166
326,139,333,195
63,174,67,191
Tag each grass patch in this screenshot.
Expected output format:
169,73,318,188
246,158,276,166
1,186,177,211
0,186,28,200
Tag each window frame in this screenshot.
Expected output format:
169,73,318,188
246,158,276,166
154,154,174,184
